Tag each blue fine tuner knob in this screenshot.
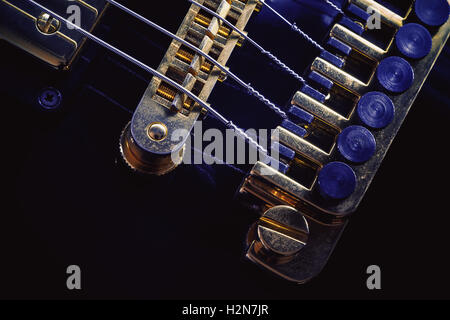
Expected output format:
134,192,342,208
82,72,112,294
415,0,450,27
357,92,395,129
337,125,376,163
318,162,357,200
377,56,414,93
396,23,432,59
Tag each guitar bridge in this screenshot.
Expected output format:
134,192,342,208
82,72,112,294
240,0,450,283
120,0,259,175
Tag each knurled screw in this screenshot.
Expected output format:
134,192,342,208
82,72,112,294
38,87,62,110
257,205,309,257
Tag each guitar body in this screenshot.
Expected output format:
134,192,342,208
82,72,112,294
1,0,450,298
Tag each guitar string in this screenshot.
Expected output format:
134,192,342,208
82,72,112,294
28,0,347,154
260,0,349,52
325,0,345,15
186,0,305,84
259,0,325,52
25,0,268,155
105,0,286,119
85,84,253,173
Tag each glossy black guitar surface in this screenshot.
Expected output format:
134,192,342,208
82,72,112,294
1,0,450,299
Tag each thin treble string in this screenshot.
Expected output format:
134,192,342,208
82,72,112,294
259,0,326,52
25,0,268,154
106,0,287,119
186,0,305,84
325,0,345,15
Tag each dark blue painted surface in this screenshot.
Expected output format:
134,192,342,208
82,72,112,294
288,105,314,124
281,119,307,138
396,23,432,59
318,161,357,200
377,56,415,93
272,141,296,161
320,50,345,68
415,0,450,27
357,91,395,129
327,37,352,56
339,16,364,35
347,3,371,22
301,84,326,103
337,125,377,163
308,70,334,90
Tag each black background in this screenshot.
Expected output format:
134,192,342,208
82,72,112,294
0,0,449,299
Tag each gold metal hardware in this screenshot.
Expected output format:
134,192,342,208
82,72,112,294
147,122,168,142
254,205,310,258
240,2,450,283
36,12,60,34
120,122,185,176
122,0,258,175
0,0,108,68
350,0,413,29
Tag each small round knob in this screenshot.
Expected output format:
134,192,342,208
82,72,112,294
415,0,449,27
357,91,395,129
396,23,432,59
377,56,414,93
318,162,357,200
337,125,376,163
257,206,309,257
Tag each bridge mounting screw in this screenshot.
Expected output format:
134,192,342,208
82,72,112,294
36,12,60,35
257,205,310,257
38,87,62,110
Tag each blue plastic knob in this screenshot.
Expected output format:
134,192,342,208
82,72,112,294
377,56,414,93
396,23,432,59
357,92,395,129
415,0,449,27
318,162,357,200
337,125,376,163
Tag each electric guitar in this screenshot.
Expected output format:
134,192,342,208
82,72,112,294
2,0,449,297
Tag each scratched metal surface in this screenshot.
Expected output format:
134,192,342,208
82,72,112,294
1,0,450,298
